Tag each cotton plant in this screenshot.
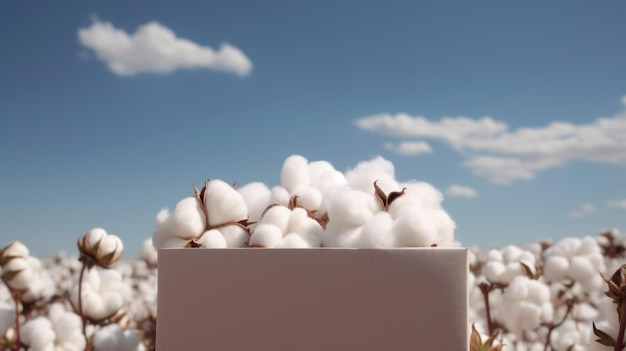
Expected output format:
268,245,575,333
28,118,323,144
92,324,145,351
248,197,324,248
20,303,85,351
542,236,606,297
322,157,457,248
268,154,346,225
152,179,252,249
483,245,537,285
139,239,157,269
74,228,125,350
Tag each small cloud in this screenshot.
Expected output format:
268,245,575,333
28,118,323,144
384,141,432,156
78,19,252,77
446,184,478,198
569,203,596,218
607,200,626,210
621,95,626,106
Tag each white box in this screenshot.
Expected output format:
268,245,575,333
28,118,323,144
157,248,468,350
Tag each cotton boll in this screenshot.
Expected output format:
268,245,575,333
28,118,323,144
70,268,128,322
259,205,292,233
0,303,15,339
326,188,378,229
2,256,34,290
543,256,570,282
48,303,85,350
139,239,158,268
569,256,595,283
287,208,322,237
218,225,249,247
197,230,227,248
21,264,55,303
344,156,398,193
483,261,507,283
430,209,456,246
93,324,145,351
393,211,437,247
152,232,190,249
307,160,347,194
325,225,362,248
237,182,272,223
205,180,249,226
20,317,56,351
281,155,310,192
171,197,206,238
399,181,444,211
291,184,322,212
275,233,318,248
269,186,291,207
358,212,395,248
249,224,283,248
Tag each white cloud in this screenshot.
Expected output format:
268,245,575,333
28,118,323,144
78,19,252,77
355,99,626,184
607,200,626,210
621,95,626,106
446,184,478,198
384,141,432,155
569,203,596,218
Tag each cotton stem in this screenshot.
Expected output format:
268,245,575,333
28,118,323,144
479,282,494,336
77,263,92,351
11,290,21,351
615,302,626,351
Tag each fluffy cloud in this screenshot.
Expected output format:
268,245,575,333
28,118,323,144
355,99,626,184
78,19,252,77
384,141,432,155
607,200,626,210
446,184,478,198
569,203,596,218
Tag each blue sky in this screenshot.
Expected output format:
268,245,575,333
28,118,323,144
1,1,625,257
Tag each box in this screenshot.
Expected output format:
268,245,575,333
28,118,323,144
157,248,468,350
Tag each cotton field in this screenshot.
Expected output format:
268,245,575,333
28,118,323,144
1,155,624,351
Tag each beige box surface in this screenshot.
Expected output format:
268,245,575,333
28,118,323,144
157,248,468,350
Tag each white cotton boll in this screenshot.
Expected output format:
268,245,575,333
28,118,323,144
22,265,55,303
486,249,504,262
275,233,316,248
327,226,362,248
358,212,395,248
205,180,249,226
281,155,310,192
574,302,599,321
48,303,85,350
569,256,595,283
506,277,529,300
249,224,283,248
70,268,127,322
197,229,227,248
99,234,124,259
171,197,206,238
543,256,570,282
430,209,456,246
259,205,292,233
152,233,190,249
140,238,158,267
0,303,15,339
2,241,30,257
2,257,34,290
326,188,378,229
269,186,291,207
20,317,56,351
237,182,272,222
400,181,444,210
218,225,249,247
308,160,347,194
393,211,437,247
502,245,523,263
93,324,145,351
86,228,108,248
287,208,322,236
344,156,398,193
579,236,601,255
483,261,507,283
291,184,322,212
